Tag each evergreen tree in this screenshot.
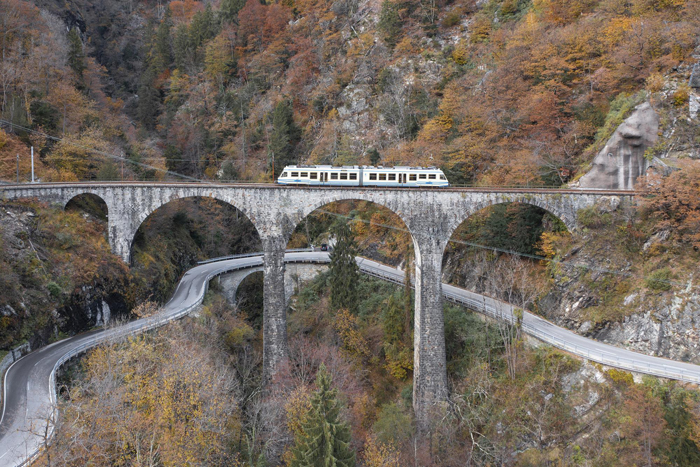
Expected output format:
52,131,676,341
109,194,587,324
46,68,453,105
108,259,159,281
67,28,86,81
290,364,356,467
329,222,359,313
220,0,247,23
367,148,381,166
268,99,301,177
137,69,161,131
190,5,219,52
151,8,173,74
378,0,403,48
173,24,192,71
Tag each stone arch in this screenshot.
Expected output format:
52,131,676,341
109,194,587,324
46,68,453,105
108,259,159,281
127,194,262,265
443,197,574,257
284,192,416,248
64,192,109,222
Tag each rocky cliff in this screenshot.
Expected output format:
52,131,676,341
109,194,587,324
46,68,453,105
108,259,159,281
0,201,130,350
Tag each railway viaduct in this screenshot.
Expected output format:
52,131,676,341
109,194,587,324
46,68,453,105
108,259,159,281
0,182,635,424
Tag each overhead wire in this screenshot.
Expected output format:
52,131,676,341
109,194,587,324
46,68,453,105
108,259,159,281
1,118,689,291
0,119,206,184
314,208,696,292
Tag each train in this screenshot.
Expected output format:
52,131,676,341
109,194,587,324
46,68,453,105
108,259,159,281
276,165,449,188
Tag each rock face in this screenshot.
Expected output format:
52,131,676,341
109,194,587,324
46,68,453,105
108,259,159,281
0,203,129,350
550,282,700,364
578,102,659,190
691,64,700,120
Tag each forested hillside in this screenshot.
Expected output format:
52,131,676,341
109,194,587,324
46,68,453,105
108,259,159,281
1,0,698,183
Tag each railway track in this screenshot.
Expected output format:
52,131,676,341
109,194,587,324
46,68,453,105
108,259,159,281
0,181,638,196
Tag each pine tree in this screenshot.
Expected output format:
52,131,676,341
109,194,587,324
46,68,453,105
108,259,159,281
67,28,86,81
329,222,359,313
367,148,381,166
290,364,356,467
220,0,247,23
151,8,173,74
269,99,301,177
137,69,161,131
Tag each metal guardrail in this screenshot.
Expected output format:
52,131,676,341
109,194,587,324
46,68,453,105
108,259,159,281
197,248,313,265
359,263,700,385
441,289,700,385
15,252,700,466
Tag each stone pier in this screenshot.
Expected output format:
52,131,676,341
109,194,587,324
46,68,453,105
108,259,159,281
0,182,632,425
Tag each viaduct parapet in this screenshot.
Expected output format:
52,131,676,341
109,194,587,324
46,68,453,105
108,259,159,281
0,182,635,425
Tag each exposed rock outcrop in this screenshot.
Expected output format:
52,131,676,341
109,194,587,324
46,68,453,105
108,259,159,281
578,102,659,190
690,63,700,120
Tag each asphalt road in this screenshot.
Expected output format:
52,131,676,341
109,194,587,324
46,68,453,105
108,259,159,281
1,251,699,466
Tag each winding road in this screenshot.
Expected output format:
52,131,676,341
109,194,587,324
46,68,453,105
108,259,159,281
1,251,700,466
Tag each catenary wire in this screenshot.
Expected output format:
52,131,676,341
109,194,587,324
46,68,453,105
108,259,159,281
1,119,684,290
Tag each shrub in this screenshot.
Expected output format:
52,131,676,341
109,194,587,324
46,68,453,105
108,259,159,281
47,281,62,299
645,267,672,291
606,368,634,386
672,84,690,107
645,73,665,93
577,206,611,229
442,12,461,27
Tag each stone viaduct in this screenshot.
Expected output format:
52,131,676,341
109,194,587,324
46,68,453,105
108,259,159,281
0,182,634,423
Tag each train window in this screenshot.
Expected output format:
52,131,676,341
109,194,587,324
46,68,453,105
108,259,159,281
429,174,436,180
440,174,446,180
349,173,357,180
281,172,287,177
310,172,318,179
388,174,396,181
291,172,299,177
379,174,387,181
301,172,308,177
331,173,339,180
419,174,427,179
369,173,377,180
409,174,417,181
340,173,348,180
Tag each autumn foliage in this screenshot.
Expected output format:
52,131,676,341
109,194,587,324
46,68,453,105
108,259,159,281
642,161,700,249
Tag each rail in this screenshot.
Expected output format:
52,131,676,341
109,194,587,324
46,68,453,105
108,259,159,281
0,181,638,196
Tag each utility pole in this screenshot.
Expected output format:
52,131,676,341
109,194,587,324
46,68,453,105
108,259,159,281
31,147,35,183
16,154,19,183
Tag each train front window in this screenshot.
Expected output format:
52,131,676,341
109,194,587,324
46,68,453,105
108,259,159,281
281,172,287,177
340,173,348,180
429,174,436,180
369,173,377,180
379,174,387,181
331,173,338,180
440,174,446,180
409,174,417,181
349,173,357,180
291,172,299,177
310,172,318,179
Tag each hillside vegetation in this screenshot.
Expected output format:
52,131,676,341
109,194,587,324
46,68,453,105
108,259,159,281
0,0,697,184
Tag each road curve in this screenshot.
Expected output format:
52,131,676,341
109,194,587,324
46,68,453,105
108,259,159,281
1,251,699,466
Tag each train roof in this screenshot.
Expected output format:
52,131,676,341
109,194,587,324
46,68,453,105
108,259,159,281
281,165,443,171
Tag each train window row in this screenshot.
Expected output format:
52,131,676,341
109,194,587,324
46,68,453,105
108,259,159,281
287,172,358,180
282,171,448,182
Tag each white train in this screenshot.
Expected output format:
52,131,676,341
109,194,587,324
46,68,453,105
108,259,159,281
277,165,449,188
